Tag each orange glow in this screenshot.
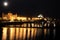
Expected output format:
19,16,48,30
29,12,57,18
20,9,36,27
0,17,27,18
44,18,47,21
32,23,34,27
10,28,15,40
23,23,27,27
2,27,7,40
10,16,14,21
27,28,30,38
2,27,37,40
2,13,27,21
3,17,7,20
31,28,34,37
19,28,23,39
17,17,20,20
31,28,37,37
28,18,31,20
12,15,17,20
23,28,26,39
32,18,39,20
28,23,30,27
17,17,27,21
2,13,46,21
16,28,19,40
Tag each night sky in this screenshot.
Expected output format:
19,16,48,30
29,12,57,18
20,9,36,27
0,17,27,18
0,0,57,18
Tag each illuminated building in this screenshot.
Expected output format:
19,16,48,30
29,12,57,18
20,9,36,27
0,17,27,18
2,12,49,22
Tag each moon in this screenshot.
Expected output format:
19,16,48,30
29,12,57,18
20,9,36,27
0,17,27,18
3,2,8,6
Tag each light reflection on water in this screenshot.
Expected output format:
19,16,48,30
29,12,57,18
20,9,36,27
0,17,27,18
2,27,37,40
2,24,56,40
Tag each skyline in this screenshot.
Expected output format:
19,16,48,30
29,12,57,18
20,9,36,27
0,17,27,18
0,0,57,18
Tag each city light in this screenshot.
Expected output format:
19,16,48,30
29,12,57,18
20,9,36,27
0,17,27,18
1,12,56,28
38,14,44,18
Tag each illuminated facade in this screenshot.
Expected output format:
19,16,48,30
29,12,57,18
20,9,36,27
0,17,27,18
2,12,47,21
2,12,27,21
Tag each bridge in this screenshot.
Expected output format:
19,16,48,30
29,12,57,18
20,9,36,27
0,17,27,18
0,20,47,27
0,19,56,28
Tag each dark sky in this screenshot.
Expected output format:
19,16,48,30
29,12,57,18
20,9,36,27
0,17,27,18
0,0,57,18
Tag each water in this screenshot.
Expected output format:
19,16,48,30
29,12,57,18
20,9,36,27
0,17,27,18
0,23,56,40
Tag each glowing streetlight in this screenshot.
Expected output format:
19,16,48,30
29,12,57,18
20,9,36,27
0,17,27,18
3,2,8,6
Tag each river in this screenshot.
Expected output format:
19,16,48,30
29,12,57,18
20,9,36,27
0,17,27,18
0,23,56,40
